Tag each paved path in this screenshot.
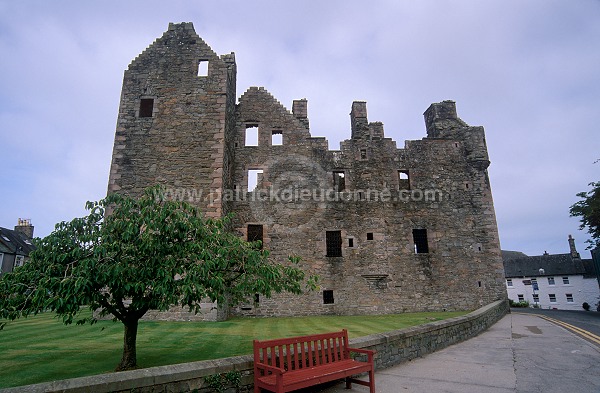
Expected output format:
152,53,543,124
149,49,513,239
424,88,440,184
313,312,600,393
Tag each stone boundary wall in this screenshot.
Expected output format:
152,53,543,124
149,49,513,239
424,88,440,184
2,300,508,393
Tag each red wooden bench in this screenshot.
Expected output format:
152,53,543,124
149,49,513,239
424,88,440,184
253,329,375,393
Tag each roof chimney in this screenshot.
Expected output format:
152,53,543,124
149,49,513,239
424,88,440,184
14,218,34,239
292,99,309,129
568,234,580,259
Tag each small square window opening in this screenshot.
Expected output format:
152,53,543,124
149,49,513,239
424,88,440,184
198,60,209,77
326,231,342,257
412,228,429,254
271,130,283,145
245,125,259,146
139,98,154,118
398,170,410,190
333,171,345,192
323,290,334,304
247,224,263,249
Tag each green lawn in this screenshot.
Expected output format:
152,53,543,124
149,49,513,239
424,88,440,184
0,310,467,388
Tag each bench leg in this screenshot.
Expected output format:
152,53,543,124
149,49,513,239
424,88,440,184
345,376,352,390
369,369,375,393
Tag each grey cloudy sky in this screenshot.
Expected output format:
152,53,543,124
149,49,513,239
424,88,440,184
0,0,598,256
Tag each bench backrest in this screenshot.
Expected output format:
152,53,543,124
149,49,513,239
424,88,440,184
253,329,350,372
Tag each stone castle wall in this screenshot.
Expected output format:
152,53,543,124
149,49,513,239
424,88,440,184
107,22,507,320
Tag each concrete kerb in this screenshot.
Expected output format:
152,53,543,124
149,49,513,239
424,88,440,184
1,300,508,393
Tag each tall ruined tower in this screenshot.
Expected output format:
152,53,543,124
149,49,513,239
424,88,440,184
108,23,507,320
108,22,236,217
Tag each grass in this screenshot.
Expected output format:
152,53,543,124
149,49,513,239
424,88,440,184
0,309,467,388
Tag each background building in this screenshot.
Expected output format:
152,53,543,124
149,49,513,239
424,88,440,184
0,219,35,275
503,235,600,310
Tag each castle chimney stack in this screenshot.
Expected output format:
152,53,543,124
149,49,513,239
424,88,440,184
568,234,580,259
424,100,458,137
351,101,369,139
14,218,34,239
292,99,309,129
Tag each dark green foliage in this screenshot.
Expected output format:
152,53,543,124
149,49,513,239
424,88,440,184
570,181,600,249
0,186,316,370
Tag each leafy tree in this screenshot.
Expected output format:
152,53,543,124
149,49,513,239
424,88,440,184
0,187,316,371
570,181,600,249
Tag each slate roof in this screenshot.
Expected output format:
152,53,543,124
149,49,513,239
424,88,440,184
0,227,36,256
502,251,595,278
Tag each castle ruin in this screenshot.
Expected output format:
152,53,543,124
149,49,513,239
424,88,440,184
108,22,507,319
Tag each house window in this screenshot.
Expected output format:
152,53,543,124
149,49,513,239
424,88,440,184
197,60,209,76
271,130,283,145
323,290,334,304
326,231,342,257
366,232,374,241
506,279,513,287
517,294,524,302
333,171,345,192
531,278,537,286
139,98,154,118
245,125,259,146
247,224,263,249
532,294,539,303
0,253,4,268
549,294,557,303
566,294,574,303
398,170,410,190
548,277,555,285
248,169,263,191
14,255,24,268
412,229,429,254
562,277,569,285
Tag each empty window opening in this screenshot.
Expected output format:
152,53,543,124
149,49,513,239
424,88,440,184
478,281,482,288
139,98,154,118
348,238,354,248
366,232,374,241
271,130,283,145
323,290,334,304
248,169,263,191
247,224,263,249
413,229,429,254
245,125,259,146
198,60,209,77
360,149,367,159
398,170,410,190
254,294,260,304
549,294,557,303
333,171,345,192
566,294,573,302
326,230,342,257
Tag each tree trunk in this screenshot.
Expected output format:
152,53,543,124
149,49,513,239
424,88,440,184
116,318,139,371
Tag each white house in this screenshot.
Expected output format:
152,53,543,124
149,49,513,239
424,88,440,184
503,236,600,311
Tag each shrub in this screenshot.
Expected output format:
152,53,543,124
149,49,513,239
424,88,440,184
583,302,590,311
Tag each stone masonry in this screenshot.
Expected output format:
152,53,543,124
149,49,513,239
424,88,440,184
107,22,507,320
